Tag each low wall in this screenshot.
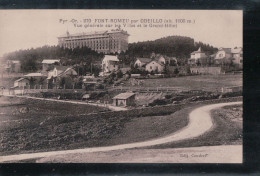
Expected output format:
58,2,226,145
11,89,85,95
222,86,243,93
190,67,222,75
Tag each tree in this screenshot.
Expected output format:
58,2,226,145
74,76,83,89
116,70,123,79
162,64,169,74
174,68,179,75
29,77,36,88
48,77,54,89
38,77,45,86
59,77,66,88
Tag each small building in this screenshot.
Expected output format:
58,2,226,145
13,78,29,88
112,92,135,107
215,48,232,60
188,47,207,65
145,60,164,73
154,55,178,66
83,77,102,91
42,59,60,71
47,66,77,79
47,66,77,88
24,72,47,87
6,60,21,72
134,58,152,68
231,47,243,67
102,55,119,73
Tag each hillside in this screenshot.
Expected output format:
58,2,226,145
2,35,218,71
3,46,103,73
119,36,218,65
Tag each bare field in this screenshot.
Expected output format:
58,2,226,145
125,74,242,92
0,96,188,156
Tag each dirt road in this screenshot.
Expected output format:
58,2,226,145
0,101,242,163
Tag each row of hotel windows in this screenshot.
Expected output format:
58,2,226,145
61,40,128,49
62,43,121,50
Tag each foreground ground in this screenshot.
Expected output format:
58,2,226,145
36,145,242,163
0,96,189,156
0,99,242,163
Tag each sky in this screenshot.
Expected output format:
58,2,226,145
0,10,242,57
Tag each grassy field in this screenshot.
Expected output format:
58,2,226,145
147,103,243,149
124,74,242,92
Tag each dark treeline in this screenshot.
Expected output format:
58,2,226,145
119,36,218,65
3,36,218,72
3,46,104,72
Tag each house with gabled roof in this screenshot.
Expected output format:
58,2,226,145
6,60,21,72
214,47,243,67
188,47,207,65
145,60,164,73
154,55,178,66
42,59,60,71
231,47,243,66
47,66,77,79
215,48,232,60
13,78,29,88
112,92,135,107
101,55,119,73
134,58,153,68
47,65,78,88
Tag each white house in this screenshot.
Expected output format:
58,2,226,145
13,78,29,88
214,47,243,67
188,47,207,65
231,47,243,66
145,60,164,73
6,60,21,72
215,48,232,60
102,55,119,73
47,66,77,79
154,55,178,66
134,58,152,68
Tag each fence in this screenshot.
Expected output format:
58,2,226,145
221,86,243,93
5,88,85,95
109,86,189,93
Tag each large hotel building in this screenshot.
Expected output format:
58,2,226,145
58,29,129,54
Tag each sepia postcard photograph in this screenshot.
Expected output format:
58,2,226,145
0,10,243,163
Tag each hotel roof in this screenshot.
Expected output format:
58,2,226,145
58,29,129,38
42,59,60,64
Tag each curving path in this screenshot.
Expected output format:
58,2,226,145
0,101,242,163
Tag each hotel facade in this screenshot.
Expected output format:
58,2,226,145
58,29,129,54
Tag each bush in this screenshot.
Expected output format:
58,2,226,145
149,99,168,106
